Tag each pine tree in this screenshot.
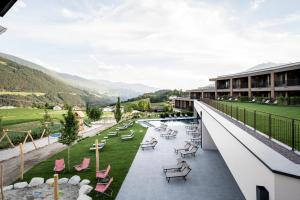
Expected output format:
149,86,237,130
114,97,122,123
59,107,79,171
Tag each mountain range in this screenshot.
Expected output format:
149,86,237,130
0,52,158,106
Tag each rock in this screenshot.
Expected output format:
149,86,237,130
3,185,13,191
29,177,44,187
13,182,28,189
46,178,54,185
68,175,81,185
79,179,90,187
79,185,93,195
58,178,69,184
77,194,92,200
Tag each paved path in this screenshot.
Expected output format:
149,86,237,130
116,124,245,200
0,122,116,185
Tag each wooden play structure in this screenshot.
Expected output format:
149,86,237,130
95,139,100,171
0,129,38,150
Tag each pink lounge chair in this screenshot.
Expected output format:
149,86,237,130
96,165,111,180
74,157,90,172
54,159,65,173
95,177,113,197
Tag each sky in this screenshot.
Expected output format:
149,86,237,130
1,0,300,89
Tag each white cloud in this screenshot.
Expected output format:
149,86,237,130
12,0,26,12
250,0,266,9
1,0,300,89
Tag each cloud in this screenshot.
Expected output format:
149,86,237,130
1,0,300,89
250,0,266,9
12,0,26,12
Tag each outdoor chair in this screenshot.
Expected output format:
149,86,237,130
160,129,173,137
140,138,158,150
74,157,90,172
107,131,118,137
154,123,167,132
162,158,187,173
90,140,106,151
121,131,135,141
96,165,111,181
180,146,199,158
165,166,192,183
174,141,192,154
95,177,113,198
54,158,65,173
165,130,178,139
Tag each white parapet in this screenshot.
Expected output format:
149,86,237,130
194,100,300,200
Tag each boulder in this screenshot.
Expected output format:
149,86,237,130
14,182,28,189
79,179,90,187
29,177,44,187
79,185,93,195
77,194,92,200
46,178,54,185
68,175,81,185
58,178,69,184
3,185,13,191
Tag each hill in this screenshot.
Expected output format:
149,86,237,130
0,52,158,100
0,56,111,107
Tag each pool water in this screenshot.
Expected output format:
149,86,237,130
50,133,61,138
147,119,199,127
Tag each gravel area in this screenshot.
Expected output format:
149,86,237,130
4,184,79,200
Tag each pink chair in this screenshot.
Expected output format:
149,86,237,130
74,157,90,172
95,177,113,197
96,165,111,180
54,159,65,173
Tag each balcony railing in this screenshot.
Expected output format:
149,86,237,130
217,85,230,90
251,82,269,88
287,79,300,86
200,98,300,151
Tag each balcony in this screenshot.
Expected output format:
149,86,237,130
217,79,230,90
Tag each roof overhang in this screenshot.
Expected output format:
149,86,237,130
0,0,18,17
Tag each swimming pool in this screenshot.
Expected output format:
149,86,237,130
138,118,199,127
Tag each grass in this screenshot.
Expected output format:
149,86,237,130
22,120,147,199
0,108,67,126
210,100,300,150
220,101,300,119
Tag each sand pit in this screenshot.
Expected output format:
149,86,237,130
4,183,79,200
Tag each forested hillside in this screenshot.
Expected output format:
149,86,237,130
0,57,111,106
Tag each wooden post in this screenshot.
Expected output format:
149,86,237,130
19,143,24,180
27,130,37,150
0,165,4,200
54,174,59,200
95,139,99,171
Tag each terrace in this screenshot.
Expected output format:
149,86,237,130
116,121,245,200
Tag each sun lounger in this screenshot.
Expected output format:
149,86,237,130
107,131,118,137
96,165,111,180
54,158,65,173
121,131,135,141
165,130,178,139
180,146,199,158
95,177,113,197
74,157,90,172
140,138,158,150
174,142,192,154
165,166,192,182
160,129,173,137
162,158,186,173
90,140,106,151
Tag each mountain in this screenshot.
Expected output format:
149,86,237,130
0,56,113,107
0,52,158,100
244,62,285,72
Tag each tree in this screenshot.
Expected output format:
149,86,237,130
114,97,122,123
88,107,103,121
86,102,91,116
41,110,53,137
59,107,79,171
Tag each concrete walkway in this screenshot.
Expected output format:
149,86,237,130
0,122,116,185
116,124,245,200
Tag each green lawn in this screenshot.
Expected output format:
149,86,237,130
220,101,300,119
211,100,300,150
0,108,67,126
22,121,147,199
